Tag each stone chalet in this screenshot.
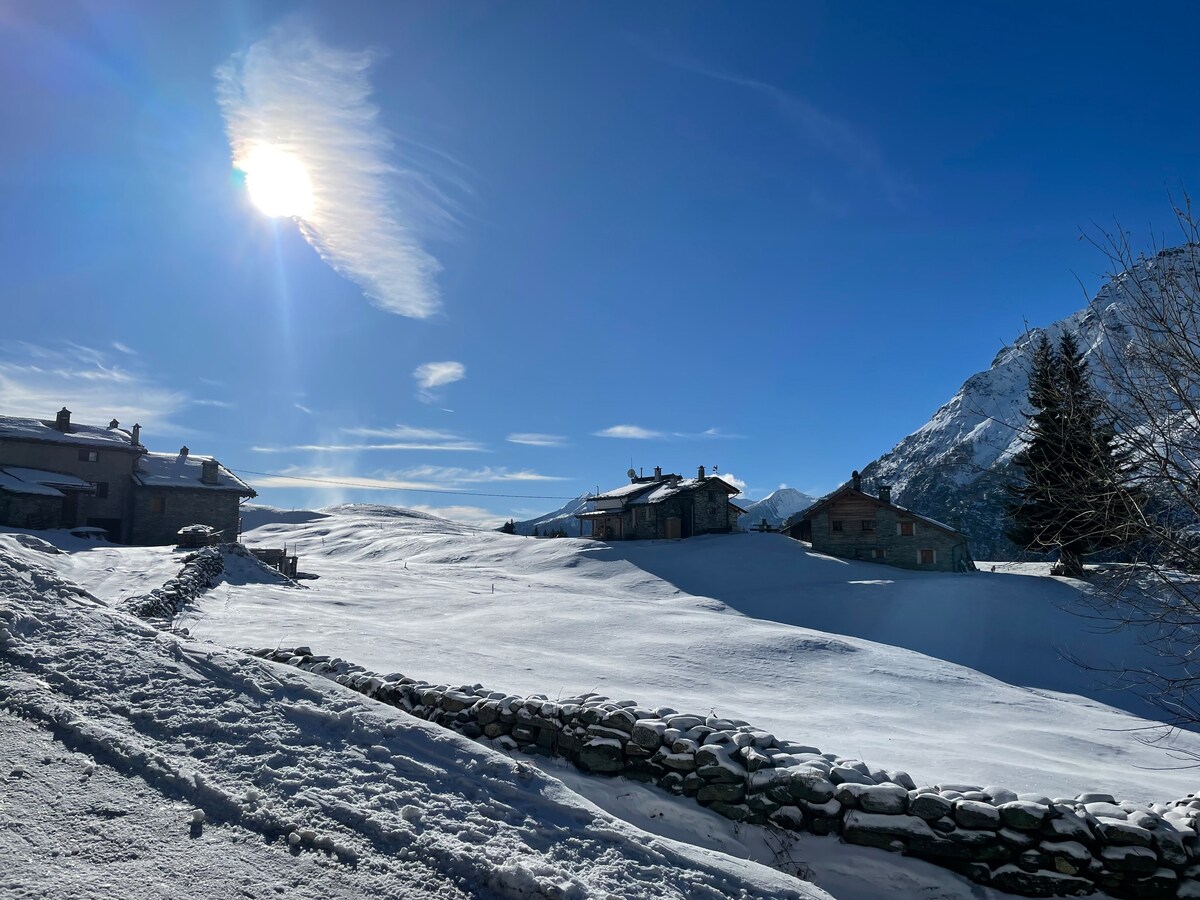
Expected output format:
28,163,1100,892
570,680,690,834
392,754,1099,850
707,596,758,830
0,407,255,545
781,471,975,572
576,465,743,540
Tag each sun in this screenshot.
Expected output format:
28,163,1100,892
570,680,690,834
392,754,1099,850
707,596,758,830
236,143,314,219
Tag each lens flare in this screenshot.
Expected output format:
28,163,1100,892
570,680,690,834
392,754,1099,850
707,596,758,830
236,143,314,219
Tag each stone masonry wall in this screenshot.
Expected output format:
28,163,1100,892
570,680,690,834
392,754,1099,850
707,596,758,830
254,646,1200,899
129,488,243,545
811,509,971,572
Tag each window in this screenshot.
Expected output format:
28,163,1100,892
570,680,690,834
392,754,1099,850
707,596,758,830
78,449,98,463
899,521,914,537
861,520,876,532
93,482,109,499
872,548,886,560
919,548,936,565
831,520,844,533
151,496,167,514
707,490,716,503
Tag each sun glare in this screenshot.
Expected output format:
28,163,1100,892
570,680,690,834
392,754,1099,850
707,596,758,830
237,143,314,219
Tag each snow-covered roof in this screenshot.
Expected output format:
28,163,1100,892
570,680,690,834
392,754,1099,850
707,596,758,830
133,453,256,495
590,476,739,508
0,470,64,497
0,415,138,450
3,467,94,489
590,481,661,502
786,486,964,537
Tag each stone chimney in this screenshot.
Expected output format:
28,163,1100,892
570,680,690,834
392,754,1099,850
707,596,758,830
851,470,862,491
878,484,892,505
178,446,190,461
654,466,662,481
55,407,71,432
201,459,219,485
108,418,119,429
131,423,141,446
698,464,706,480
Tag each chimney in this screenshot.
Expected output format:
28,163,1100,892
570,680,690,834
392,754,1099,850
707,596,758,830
178,445,190,461
131,423,141,446
55,407,71,432
698,464,706,480
108,418,119,429
878,484,892,505
201,459,219,485
851,470,862,491
654,465,662,481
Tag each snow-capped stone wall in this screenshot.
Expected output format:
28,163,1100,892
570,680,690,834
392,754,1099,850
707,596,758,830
254,646,1200,899
121,546,225,619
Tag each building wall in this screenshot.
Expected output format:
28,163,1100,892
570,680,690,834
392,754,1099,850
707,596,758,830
808,499,973,572
617,486,737,540
0,438,138,533
0,492,65,530
128,488,243,545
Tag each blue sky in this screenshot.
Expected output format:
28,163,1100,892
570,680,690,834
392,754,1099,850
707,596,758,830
2,1,1198,524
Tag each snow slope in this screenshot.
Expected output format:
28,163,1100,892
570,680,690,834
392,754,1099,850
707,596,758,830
57,505,1191,804
0,542,824,900
862,245,1199,558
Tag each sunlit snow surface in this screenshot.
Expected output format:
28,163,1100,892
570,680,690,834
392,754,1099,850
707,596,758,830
121,505,1200,801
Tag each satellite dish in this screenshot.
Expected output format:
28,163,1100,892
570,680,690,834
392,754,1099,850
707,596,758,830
627,468,638,479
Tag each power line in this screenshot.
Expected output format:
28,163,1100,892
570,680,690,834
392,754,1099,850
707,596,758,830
229,466,579,501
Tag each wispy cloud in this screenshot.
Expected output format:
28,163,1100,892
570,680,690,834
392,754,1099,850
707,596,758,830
343,424,462,441
651,51,912,206
294,403,313,415
251,440,485,453
192,399,235,409
413,361,465,390
216,21,454,318
507,432,568,447
0,341,188,432
111,341,136,356
250,464,565,490
595,424,664,440
594,424,744,441
413,361,465,402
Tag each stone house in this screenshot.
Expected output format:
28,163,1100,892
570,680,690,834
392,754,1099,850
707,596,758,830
576,466,742,540
0,407,255,544
782,471,974,572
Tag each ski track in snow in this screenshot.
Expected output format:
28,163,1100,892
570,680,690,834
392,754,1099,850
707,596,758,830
0,544,822,900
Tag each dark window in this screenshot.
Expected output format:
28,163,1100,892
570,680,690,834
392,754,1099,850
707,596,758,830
151,496,166,514
93,482,109,499
920,548,935,565
707,490,716,502
861,520,876,532
899,521,914,536
831,520,844,532
872,548,886,559
78,449,98,463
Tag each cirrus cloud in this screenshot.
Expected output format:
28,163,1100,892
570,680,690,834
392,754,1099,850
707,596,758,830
217,22,453,318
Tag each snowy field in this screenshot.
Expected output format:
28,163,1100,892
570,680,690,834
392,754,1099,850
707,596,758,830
0,545,824,900
6,506,1200,898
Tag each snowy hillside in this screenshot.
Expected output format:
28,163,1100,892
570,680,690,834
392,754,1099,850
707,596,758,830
0,533,825,900
737,487,818,529
512,494,589,536
861,245,1198,558
11,506,1200,896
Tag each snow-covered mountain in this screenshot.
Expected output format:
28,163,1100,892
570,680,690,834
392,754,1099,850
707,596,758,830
511,494,589,536
737,487,818,529
861,245,1197,559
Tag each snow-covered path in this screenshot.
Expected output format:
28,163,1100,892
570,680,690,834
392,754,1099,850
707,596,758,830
0,547,823,900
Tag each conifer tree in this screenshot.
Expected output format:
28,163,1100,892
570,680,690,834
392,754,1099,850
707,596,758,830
1006,331,1138,576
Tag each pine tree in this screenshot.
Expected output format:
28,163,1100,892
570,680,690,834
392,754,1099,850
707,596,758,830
1006,331,1138,576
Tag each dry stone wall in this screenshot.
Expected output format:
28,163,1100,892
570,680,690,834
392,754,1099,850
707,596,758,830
253,645,1200,899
